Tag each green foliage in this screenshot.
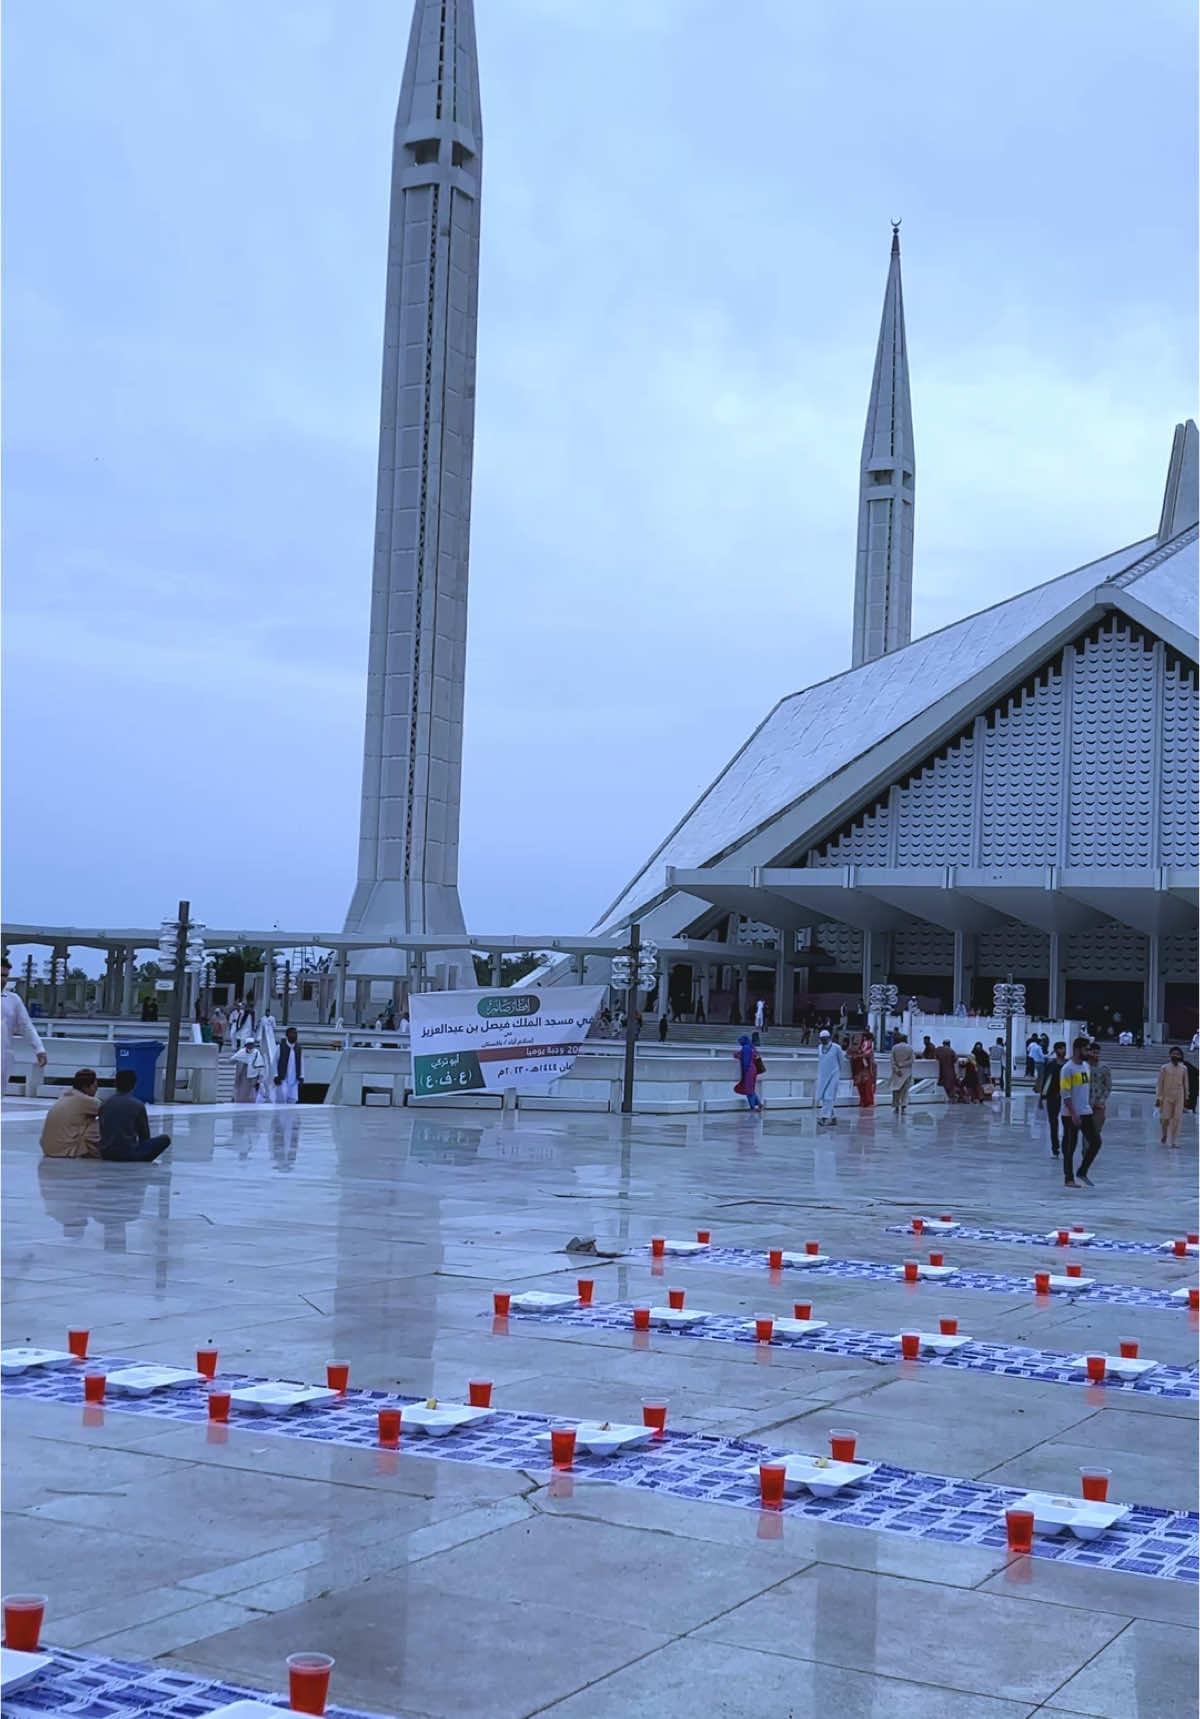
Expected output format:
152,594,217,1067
213,945,266,986
471,951,545,988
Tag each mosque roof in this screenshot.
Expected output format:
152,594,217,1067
597,523,1199,932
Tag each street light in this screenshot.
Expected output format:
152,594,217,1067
867,982,899,1045
612,923,658,1114
992,975,1026,1096
159,904,206,1105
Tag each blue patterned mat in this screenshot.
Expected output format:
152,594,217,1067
637,1245,1194,1309
0,1645,395,1716
2,1358,1196,1585
883,1224,1194,1257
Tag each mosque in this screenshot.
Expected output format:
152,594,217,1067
592,234,1199,1041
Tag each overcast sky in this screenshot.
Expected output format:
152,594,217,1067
3,0,1196,949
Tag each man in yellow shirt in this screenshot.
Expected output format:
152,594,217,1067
39,1069,102,1158
1155,1046,1189,1148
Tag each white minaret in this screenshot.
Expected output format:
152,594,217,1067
851,223,915,667
344,0,481,985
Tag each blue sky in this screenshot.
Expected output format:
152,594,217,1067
3,0,1196,944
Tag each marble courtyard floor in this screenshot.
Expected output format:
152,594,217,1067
1,1090,1197,1718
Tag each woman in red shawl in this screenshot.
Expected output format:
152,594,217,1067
851,1033,877,1107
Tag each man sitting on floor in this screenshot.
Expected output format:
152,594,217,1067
39,1068,102,1158
98,1069,172,1162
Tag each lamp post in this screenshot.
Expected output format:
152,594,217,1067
159,905,206,1105
867,981,899,1048
610,923,658,1115
992,975,1026,1097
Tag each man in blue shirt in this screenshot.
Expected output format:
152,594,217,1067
98,1070,171,1162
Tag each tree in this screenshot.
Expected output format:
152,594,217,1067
213,946,266,988
471,951,545,987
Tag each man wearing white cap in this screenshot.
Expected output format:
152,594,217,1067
1,956,47,1092
816,1030,845,1126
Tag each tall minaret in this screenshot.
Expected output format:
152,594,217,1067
344,0,481,985
851,223,915,668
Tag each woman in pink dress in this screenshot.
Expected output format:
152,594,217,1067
852,1034,877,1107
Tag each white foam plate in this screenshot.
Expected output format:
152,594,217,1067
775,1453,878,1497
533,1421,652,1456
0,1347,75,1376
1169,1286,1198,1303
780,1252,830,1268
1045,1231,1095,1245
1159,1241,1200,1256
1010,1490,1129,1539
770,1317,830,1339
916,1264,956,1280
508,1291,579,1312
662,1240,707,1256
648,1306,711,1329
203,1704,287,1718
918,1219,959,1234
897,1332,969,1354
399,1402,493,1436
0,1650,54,1696
1043,1274,1096,1292
107,1365,204,1396
227,1382,338,1415
1069,1354,1157,1379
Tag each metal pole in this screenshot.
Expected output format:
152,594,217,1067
621,922,640,1115
162,900,189,1107
282,960,291,1027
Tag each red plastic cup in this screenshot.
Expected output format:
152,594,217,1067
326,1362,350,1394
377,1408,402,1443
1035,1271,1051,1294
829,1429,857,1463
768,1248,784,1269
1072,1224,1084,1233
196,1347,218,1380
755,1317,774,1343
668,1287,686,1310
696,1229,711,1244
207,1389,231,1423
1085,1355,1106,1383
1190,1288,1200,1312
939,1317,959,1336
912,1217,925,1234
1056,1229,1070,1246
940,1215,954,1224
1119,1339,1139,1358
1005,1508,1034,1553
1188,1234,1199,1246
577,1278,595,1305
493,1292,511,1317
1174,1239,1188,1257
900,1332,920,1360
759,1461,787,1508
468,1379,492,1407
67,1328,89,1360
1066,1262,1083,1279
1080,1467,1111,1501
83,1372,106,1404
2,1596,46,1652
793,1302,812,1321
642,1399,668,1438
632,1306,651,1331
805,1240,820,1256
650,1237,666,1258
550,1426,576,1469
287,1651,334,1715
928,1251,944,1267
903,1259,920,1282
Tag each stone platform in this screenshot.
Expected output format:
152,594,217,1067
2,1090,1196,1717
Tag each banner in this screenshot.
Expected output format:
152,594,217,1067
409,987,606,1099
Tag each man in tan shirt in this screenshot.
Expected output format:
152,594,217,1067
1155,1047,1189,1148
39,1069,102,1158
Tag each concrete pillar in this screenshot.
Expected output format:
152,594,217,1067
861,930,874,1007
657,952,669,1016
334,950,348,1024
577,951,588,986
1047,933,1063,1021
121,948,136,1017
773,932,791,1027
951,932,978,1012
490,950,503,987
1146,934,1163,1044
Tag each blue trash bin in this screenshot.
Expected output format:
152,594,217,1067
115,1040,165,1103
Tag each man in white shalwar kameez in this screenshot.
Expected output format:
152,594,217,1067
2,957,47,1091
274,1027,302,1104
816,1030,846,1126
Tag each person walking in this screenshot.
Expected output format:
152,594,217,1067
1,955,47,1091
210,1005,227,1053
658,1014,669,1043
232,1035,265,1104
1087,1040,1111,1148
274,1027,303,1104
733,1034,764,1112
889,1032,913,1115
1156,1047,1189,1147
1060,1036,1101,1187
932,1040,960,1103
1041,1042,1067,1156
816,1030,845,1126
851,1033,877,1107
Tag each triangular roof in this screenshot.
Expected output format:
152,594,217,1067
597,524,1198,932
